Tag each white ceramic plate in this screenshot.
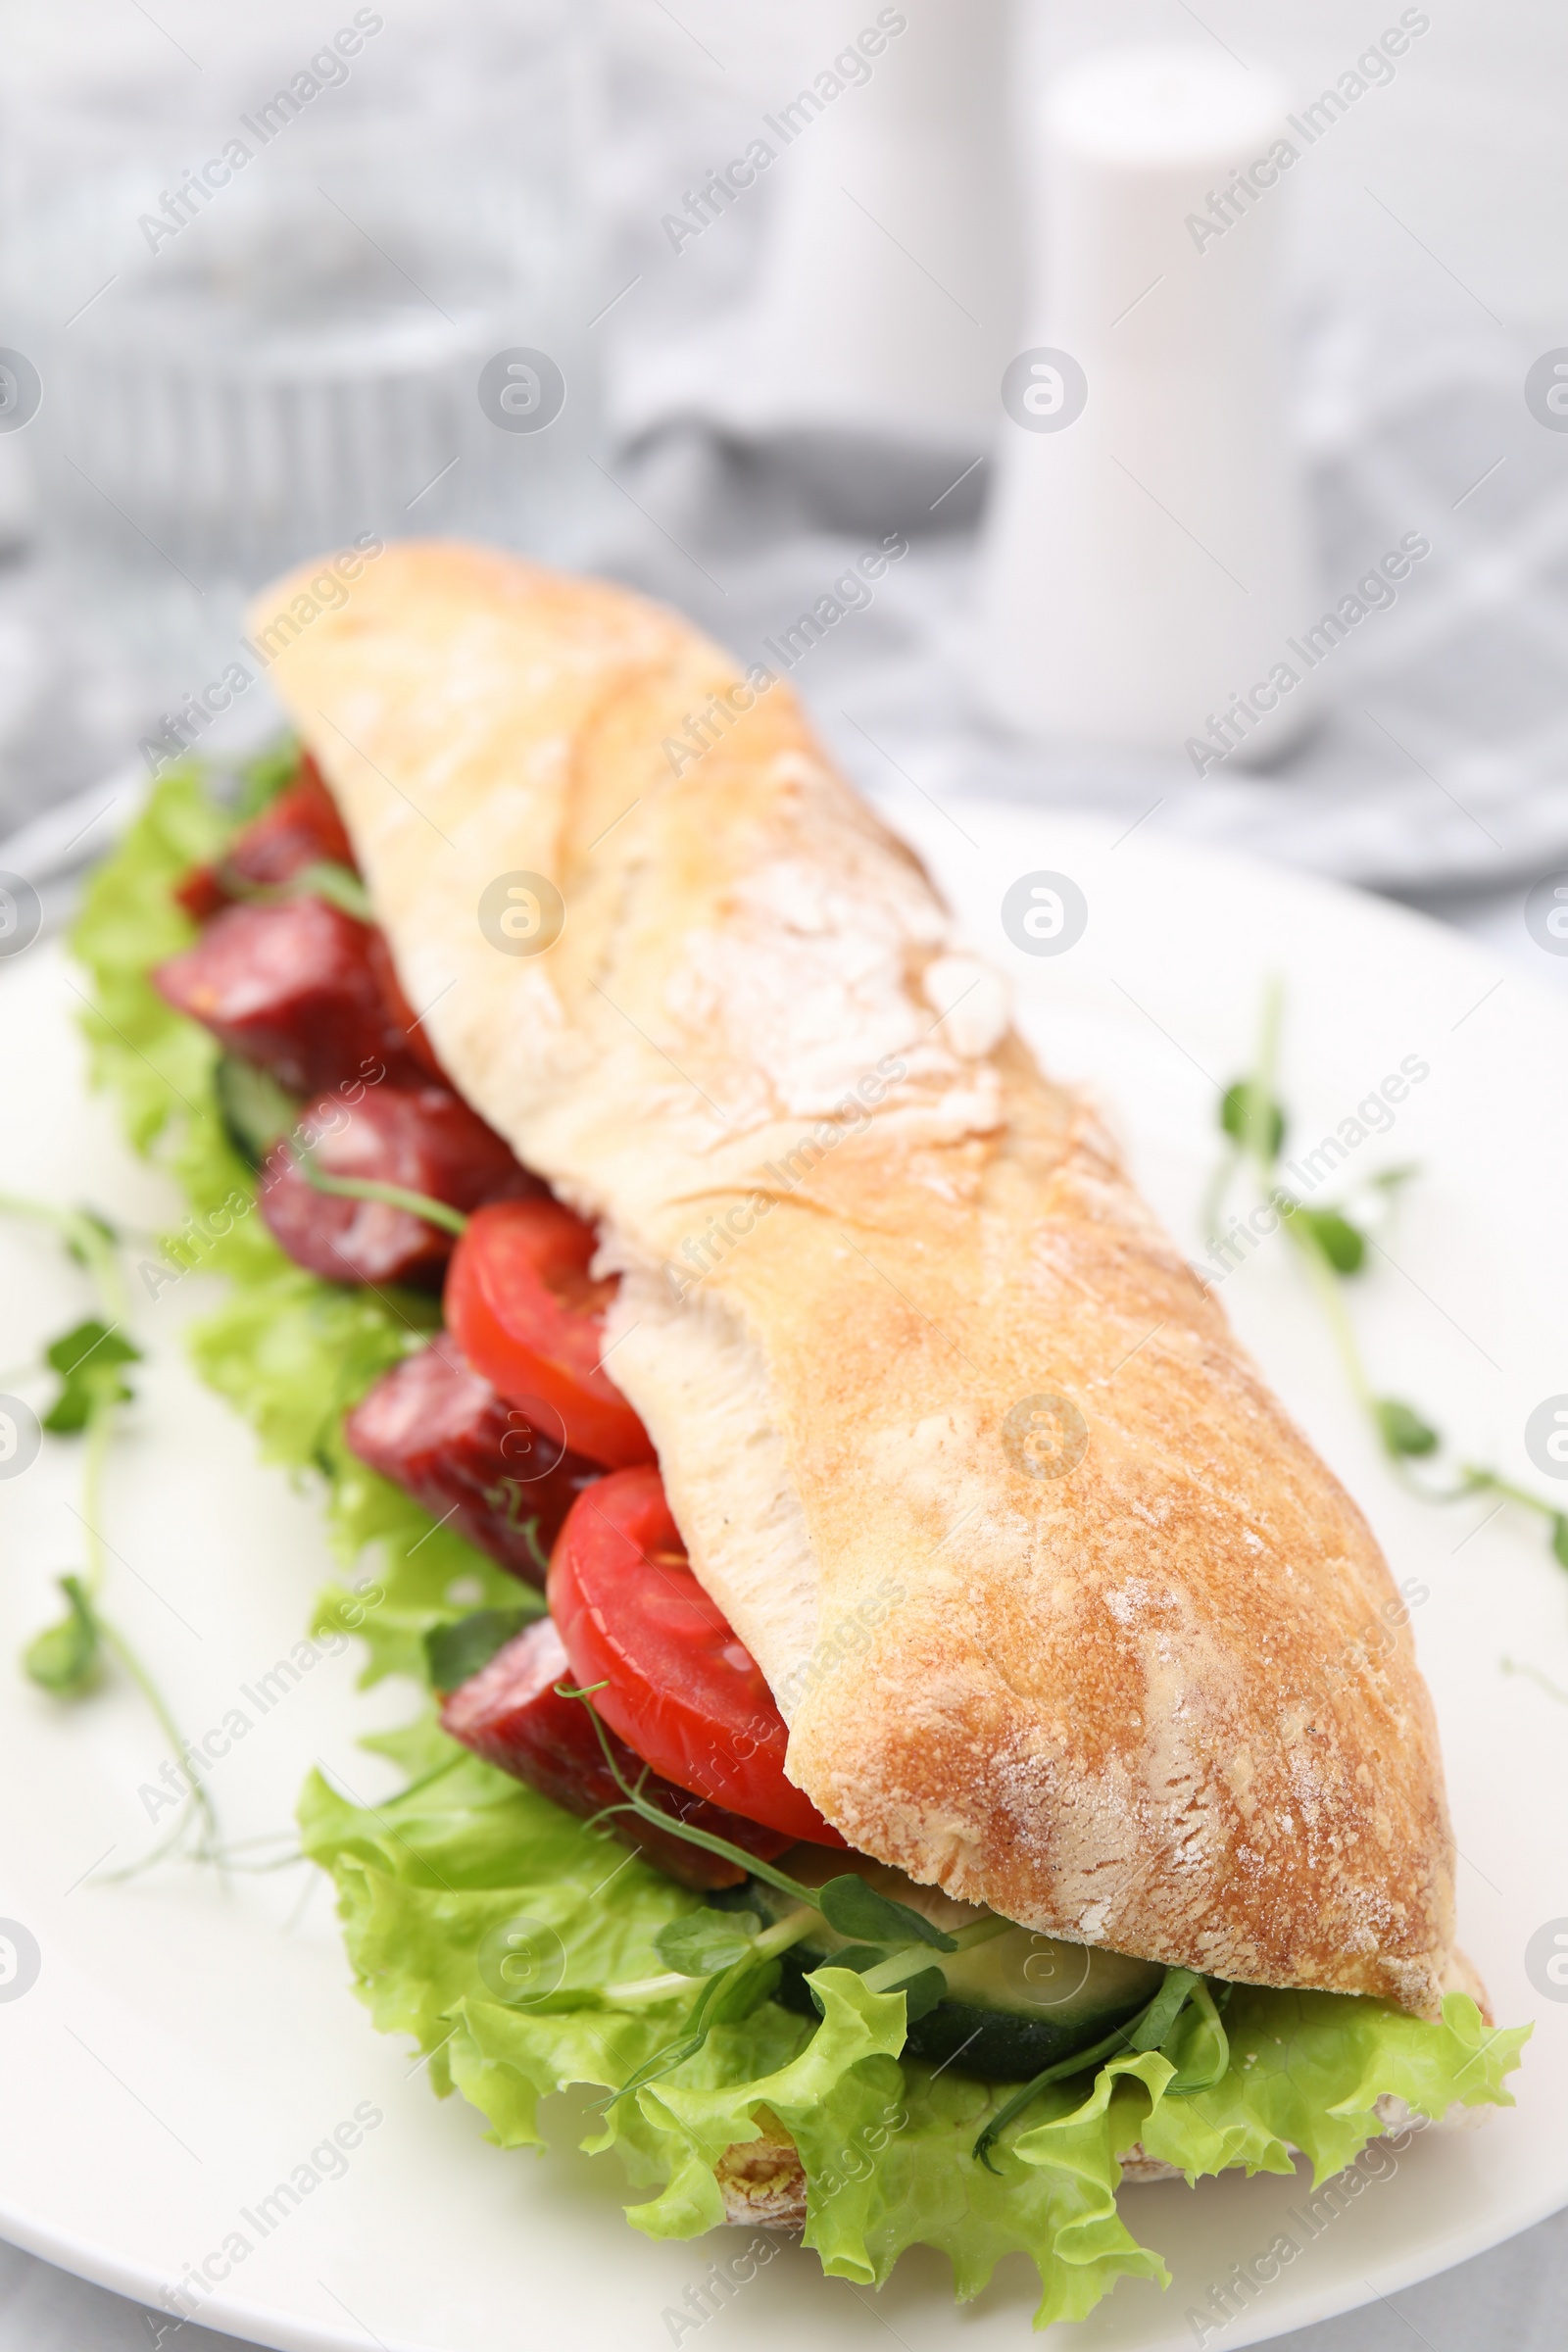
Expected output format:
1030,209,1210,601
2,806,1566,2352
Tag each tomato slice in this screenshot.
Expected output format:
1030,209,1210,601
548,1466,846,1847
444,1199,655,1470
440,1616,797,1888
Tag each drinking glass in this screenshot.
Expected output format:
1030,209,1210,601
2,2,607,694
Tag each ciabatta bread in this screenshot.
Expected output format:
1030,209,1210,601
255,543,1456,2016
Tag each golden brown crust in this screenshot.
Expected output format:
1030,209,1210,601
714,2113,810,2229
252,541,1456,2014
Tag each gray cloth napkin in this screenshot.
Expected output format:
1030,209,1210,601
575,17,1568,900
597,310,1568,903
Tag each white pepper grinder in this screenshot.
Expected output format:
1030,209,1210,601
976,46,1319,768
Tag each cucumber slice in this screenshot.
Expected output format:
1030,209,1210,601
216,1054,301,1167
424,1606,532,1692
752,1847,1164,2083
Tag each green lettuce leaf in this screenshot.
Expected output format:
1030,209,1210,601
1129,1982,1526,2185
298,1750,1530,2329
71,759,525,1683
76,757,1534,2330
73,760,229,1157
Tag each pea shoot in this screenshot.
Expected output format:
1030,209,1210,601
1,1192,218,1871
1206,991,1568,1574
561,1681,978,2101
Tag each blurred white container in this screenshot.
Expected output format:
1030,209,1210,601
977,46,1319,765
743,0,1019,450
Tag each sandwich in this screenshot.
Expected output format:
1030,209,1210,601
76,541,1526,2328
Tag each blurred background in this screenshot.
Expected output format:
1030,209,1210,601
1,3,1566,2343
0,0,1565,960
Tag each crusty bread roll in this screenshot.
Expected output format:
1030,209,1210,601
254,542,1456,2016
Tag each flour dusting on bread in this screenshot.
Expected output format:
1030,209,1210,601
257,542,1459,2017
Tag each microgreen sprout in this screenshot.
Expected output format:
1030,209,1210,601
212,1052,468,1237
562,1680,956,1946
556,1680,968,2099
1206,992,1568,1574
1,1192,218,1870
479,1484,550,1577
290,1148,469,1236
220,858,374,925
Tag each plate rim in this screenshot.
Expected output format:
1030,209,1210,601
2,799,1565,2351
